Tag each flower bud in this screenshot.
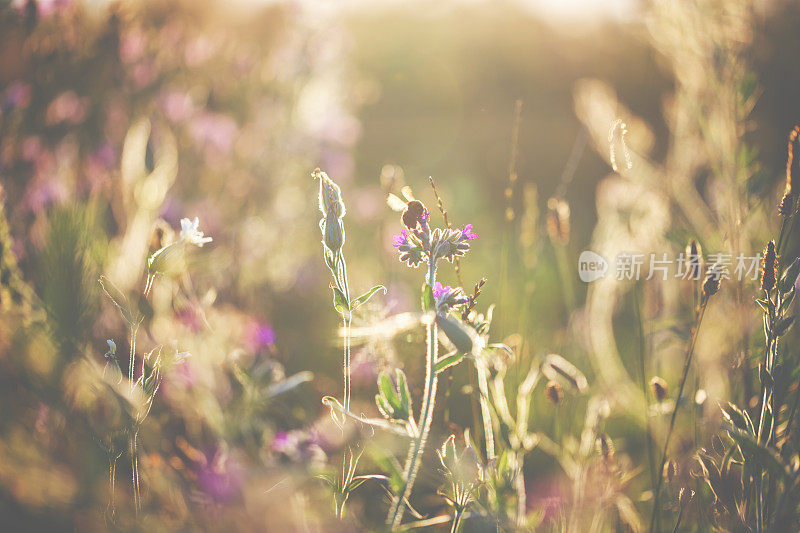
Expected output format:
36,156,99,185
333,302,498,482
322,211,344,253
314,168,345,219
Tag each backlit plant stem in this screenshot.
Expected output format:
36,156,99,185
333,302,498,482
650,298,708,532
335,251,352,415
387,259,439,529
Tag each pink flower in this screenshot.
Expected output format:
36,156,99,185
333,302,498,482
461,224,477,240
243,319,276,352
392,229,409,248
432,281,451,300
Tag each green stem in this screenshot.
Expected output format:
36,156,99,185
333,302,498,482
450,509,464,533
634,283,655,489
650,301,708,532
386,259,439,529
336,252,352,415
475,358,495,462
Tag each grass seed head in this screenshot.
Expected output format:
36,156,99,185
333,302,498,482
760,240,778,292
702,264,722,299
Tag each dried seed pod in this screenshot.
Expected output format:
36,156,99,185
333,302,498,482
650,376,668,402
545,381,564,404
402,200,427,230
596,433,615,461
702,264,722,299
761,240,778,292
663,459,678,483
686,239,703,280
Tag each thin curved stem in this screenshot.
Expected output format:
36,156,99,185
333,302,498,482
387,260,439,529
650,300,708,532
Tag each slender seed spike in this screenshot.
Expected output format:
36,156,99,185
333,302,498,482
761,240,778,292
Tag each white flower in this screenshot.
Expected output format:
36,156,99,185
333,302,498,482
105,339,117,360
180,217,212,247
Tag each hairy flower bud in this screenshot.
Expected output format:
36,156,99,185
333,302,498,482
314,168,345,219
761,240,778,292
322,211,345,252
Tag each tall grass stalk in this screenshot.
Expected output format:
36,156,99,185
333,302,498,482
650,296,710,532
387,258,440,529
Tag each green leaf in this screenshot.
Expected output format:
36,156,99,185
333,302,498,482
781,288,795,313
351,285,387,311
99,275,137,325
347,474,389,493
434,351,465,374
775,315,795,337
726,425,788,479
375,393,394,420
779,257,800,293
331,285,349,316
720,402,755,435
421,283,435,312
396,369,412,415
375,370,410,422
436,313,475,355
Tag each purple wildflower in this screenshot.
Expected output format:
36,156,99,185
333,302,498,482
432,281,451,300
392,229,409,248
461,224,477,240
244,319,276,352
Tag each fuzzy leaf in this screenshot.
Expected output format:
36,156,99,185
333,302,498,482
99,276,137,325
351,285,387,311
720,402,755,435
331,285,349,315
436,314,474,355
434,351,465,374
421,283,435,312
779,257,800,293
774,315,795,337
726,425,787,479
